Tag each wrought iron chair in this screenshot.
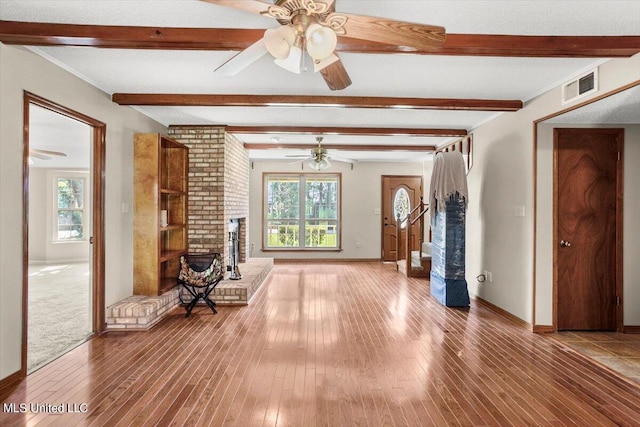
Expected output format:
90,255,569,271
178,253,224,317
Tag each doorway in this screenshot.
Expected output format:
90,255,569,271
554,128,623,331
22,92,106,374
381,175,423,261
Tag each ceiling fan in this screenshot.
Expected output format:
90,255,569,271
203,0,446,90
287,136,355,170
28,148,67,164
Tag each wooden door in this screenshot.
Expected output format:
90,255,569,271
381,176,422,261
555,128,622,331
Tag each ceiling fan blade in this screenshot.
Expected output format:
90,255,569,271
200,0,273,15
320,56,351,91
30,148,67,157
328,154,357,163
340,14,445,51
288,158,307,165
30,152,52,160
215,37,268,76
285,155,311,158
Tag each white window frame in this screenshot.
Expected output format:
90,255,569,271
263,173,341,251
52,171,89,243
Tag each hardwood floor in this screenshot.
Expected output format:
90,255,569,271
1,261,639,426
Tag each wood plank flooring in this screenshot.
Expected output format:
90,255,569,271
1,261,639,426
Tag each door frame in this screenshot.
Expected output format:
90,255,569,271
380,175,423,261
22,92,106,377
552,127,624,332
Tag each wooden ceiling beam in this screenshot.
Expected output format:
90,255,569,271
2,21,639,57
226,126,467,137
112,93,522,111
244,143,436,151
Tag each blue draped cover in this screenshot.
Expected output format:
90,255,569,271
430,193,470,307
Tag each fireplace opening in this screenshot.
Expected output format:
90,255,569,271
228,219,242,280
226,217,247,265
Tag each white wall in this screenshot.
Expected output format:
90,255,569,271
249,160,433,259
624,126,640,325
536,123,640,326
0,44,166,380
467,53,640,326
28,168,48,262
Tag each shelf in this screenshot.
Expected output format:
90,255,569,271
160,188,186,195
134,133,188,296
160,224,185,231
159,277,179,294
160,249,188,263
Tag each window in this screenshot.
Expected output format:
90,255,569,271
264,174,340,250
56,177,85,241
393,187,410,228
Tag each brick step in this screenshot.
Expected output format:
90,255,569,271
180,257,274,305
106,258,273,331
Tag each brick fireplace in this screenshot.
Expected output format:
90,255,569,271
168,125,250,265
105,126,263,328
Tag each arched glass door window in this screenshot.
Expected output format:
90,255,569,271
393,187,410,228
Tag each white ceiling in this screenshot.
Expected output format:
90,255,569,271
2,0,639,163
29,104,92,169
546,84,640,124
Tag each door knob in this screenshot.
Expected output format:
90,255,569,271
560,240,572,247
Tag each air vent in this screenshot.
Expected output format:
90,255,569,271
562,68,598,104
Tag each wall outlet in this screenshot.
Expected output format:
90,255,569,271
356,241,362,248
487,271,493,282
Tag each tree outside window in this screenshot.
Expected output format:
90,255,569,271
265,174,340,249
57,177,84,240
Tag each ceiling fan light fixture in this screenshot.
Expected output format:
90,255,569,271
305,23,337,60
274,43,303,73
263,25,296,60
309,157,331,170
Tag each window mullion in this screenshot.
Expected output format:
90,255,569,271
299,176,305,248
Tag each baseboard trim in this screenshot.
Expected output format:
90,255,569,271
0,370,23,395
533,325,556,334
623,326,640,334
474,297,531,330
28,258,90,265
274,258,381,263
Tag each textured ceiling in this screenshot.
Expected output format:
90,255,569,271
2,0,639,162
546,84,640,124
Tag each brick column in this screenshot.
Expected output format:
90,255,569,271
224,133,250,262
168,126,250,265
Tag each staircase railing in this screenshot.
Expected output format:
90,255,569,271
395,196,429,277
406,196,429,277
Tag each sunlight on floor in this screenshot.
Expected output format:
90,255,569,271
27,262,92,373
553,331,640,385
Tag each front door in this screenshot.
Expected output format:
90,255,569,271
555,128,622,331
381,176,422,261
